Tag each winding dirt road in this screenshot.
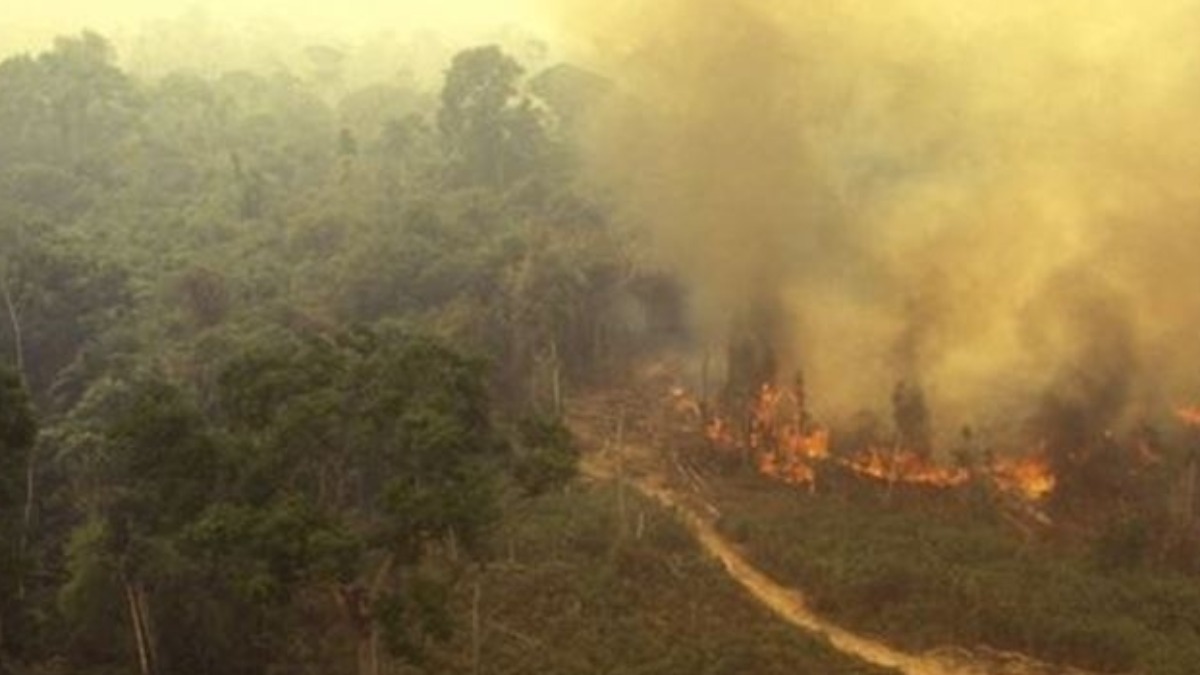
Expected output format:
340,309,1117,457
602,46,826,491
571,411,1093,675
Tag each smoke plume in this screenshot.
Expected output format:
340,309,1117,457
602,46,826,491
553,0,1200,451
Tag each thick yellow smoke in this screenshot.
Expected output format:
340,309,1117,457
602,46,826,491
556,0,1200,447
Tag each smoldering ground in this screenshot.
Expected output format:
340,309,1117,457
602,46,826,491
550,0,1200,451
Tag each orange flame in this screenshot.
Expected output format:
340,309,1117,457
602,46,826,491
678,382,1059,501
990,454,1056,501
758,450,816,486
757,427,829,486
842,447,969,488
1176,405,1200,427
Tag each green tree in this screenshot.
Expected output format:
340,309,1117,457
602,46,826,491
0,32,142,177
56,373,218,675
0,213,129,406
0,366,36,657
511,414,578,496
210,325,506,674
438,45,547,187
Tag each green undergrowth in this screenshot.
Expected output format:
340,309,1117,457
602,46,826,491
410,484,894,675
713,478,1200,675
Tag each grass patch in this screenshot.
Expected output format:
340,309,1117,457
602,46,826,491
415,484,895,674
713,477,1200,674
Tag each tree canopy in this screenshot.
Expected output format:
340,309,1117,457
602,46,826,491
0,30,670,675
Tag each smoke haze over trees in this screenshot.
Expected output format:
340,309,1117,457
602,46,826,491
0,18,675,673
564,0,1200,450
7,2,1200,674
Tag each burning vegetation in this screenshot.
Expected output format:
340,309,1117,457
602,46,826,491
654,310,1200,535
569,0,1200,533
679,374,1055,504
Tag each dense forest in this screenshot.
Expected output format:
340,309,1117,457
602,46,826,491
0,30,701,675
11,5,1200,674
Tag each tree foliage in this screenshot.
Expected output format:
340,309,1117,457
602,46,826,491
0,31,666,675
0,366,36,654
439,45,547,187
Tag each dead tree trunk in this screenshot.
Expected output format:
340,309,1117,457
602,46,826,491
0,275,24,378
338,553,398,675
122,576,155,675
1,275,36,604
550,339,562,417
471,577,482,675
615,412,627,539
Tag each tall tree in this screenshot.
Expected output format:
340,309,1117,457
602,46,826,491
57,373,218,675
0,213,129,406
438,45,546,187
0,366,36,657
0,32,142,178
181,325,509,674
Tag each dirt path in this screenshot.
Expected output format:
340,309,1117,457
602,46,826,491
572,414,1091,675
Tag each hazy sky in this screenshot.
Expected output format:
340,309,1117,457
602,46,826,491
5,0,546,53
